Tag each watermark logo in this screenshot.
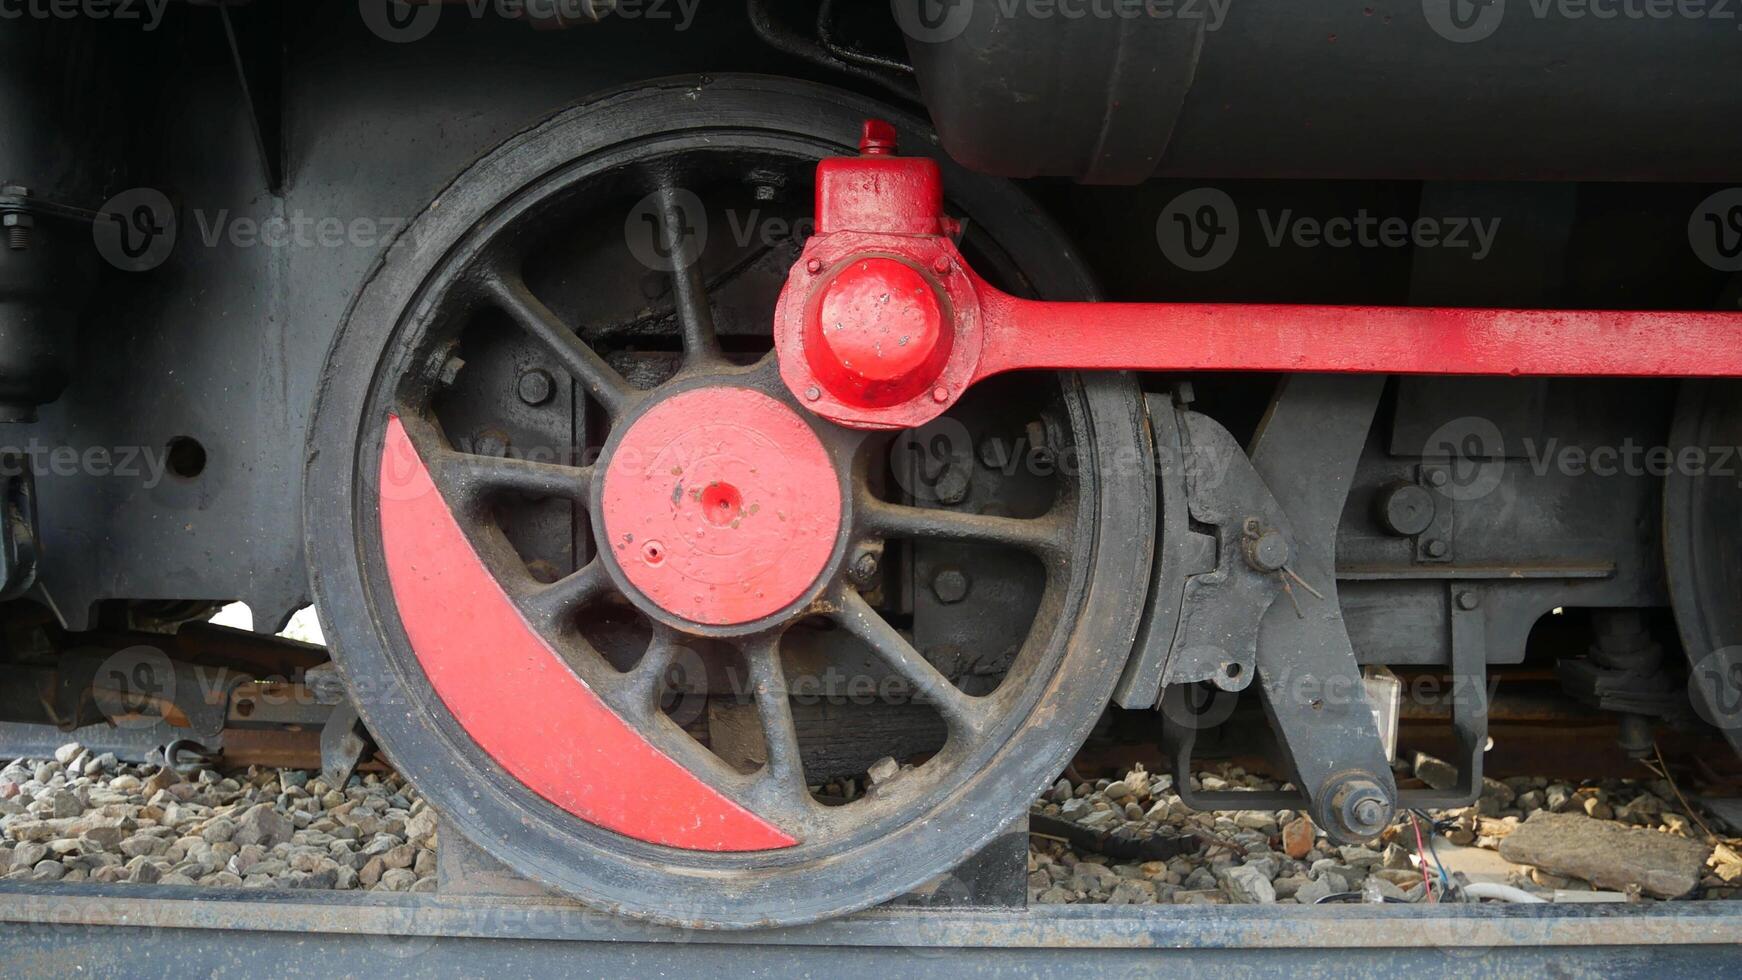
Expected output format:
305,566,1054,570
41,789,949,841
891,414,976,504
1422,415,1506,501
359,0,442,42
1156,187,1239,273
1423,0,1506,42
1690,645,1742,734
1690,188,1742,273
657,642,710,728
91,645,176,730
93,187,176,272
890,0,976,42
625,187,707,273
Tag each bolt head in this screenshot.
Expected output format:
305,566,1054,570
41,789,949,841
847,544,883,585
517,368,555,406
1378,483,1436,537
1456,590,1481,611
806,258,824,275
1244,529,1290,573
1324,776,1394,842
1352,797,1387,829
1424,538,1449,558
931,255,952,275
0,213,31,229
932,568,970,603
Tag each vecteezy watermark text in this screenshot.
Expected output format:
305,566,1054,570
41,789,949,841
0,439,171,487
1424,0,1741,43
359,0,700,44
892,0,1232,44
1157,188,1502,272
0,0,168,29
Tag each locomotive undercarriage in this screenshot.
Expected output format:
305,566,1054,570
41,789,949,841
0,0,1739,930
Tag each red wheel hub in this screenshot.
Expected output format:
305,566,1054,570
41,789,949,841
806,256,949,407
600,387,842,626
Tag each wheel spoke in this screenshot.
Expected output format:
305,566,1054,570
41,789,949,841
743,635,811,812
656,181,724,369
432,450,593,509
521,559,612,628
831,590,986,739
619,628,682,723
857,497,1067,558
480,270,636,417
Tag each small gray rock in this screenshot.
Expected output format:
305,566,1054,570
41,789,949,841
233,803,294,849
11,842,49,870
1296,877,1333,904
1218,864,1277,904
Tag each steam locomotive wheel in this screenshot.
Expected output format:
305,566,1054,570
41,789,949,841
304,77,1153,928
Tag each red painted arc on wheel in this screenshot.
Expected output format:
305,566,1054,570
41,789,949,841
377,416,795,852
600,387,842,625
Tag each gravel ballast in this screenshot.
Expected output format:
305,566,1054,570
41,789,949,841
0,743,437,891
1027,761,1742,905
6,740,1739,907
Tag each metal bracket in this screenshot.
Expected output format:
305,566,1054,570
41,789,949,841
1161,409,1296,692
319,701,371,789
1404,583,1490,809
1165,376,1400,842
1413,462,1457,564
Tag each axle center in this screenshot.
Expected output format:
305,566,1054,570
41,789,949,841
805,256,950,407
598,387,843,627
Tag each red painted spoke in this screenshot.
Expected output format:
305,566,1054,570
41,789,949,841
481,271,638,418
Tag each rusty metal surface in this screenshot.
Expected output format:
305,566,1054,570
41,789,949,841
0,880,1736,952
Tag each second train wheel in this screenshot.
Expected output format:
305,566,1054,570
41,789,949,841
304,76,1154,928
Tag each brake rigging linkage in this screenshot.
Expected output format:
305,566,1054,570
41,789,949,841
771,120,1742,843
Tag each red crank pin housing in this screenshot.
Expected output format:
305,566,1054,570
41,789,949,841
775,121,1742,432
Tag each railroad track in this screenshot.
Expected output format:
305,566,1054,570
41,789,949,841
0,883,1734,976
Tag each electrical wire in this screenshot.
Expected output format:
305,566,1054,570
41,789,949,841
1413,809,1454,897
1408,811,1436,902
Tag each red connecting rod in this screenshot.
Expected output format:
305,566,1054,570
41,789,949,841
773,121,1742,431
